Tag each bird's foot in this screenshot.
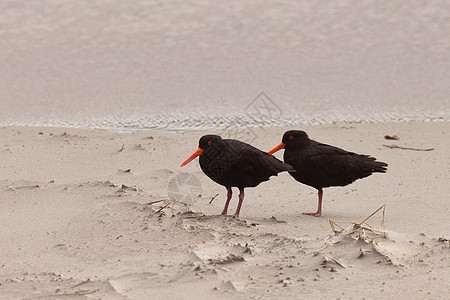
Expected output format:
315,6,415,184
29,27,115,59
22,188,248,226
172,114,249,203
217,213,236,218
302,212,322,217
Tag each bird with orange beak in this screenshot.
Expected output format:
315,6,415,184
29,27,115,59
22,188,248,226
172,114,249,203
181,135,293,218
269,130,387,217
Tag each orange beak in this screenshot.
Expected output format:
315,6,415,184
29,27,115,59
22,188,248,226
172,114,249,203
268,142,285,155
180,148,204,167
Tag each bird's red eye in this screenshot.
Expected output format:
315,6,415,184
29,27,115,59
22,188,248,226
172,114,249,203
208,141,212,145
289,136,294,140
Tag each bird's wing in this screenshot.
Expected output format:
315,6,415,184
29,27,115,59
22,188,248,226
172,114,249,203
307,143,367,184
226,141,292,177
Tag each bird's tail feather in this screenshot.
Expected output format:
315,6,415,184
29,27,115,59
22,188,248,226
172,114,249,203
370,160,388,173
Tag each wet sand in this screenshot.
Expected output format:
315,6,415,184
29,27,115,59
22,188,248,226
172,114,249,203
1,0,450,129
1,122,448,299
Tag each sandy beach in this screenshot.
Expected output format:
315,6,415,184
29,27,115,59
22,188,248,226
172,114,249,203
1,0,450,298
1,121,448,299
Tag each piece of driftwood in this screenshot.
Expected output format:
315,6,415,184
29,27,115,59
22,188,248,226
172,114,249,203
384,135,400,140
382,144,434,151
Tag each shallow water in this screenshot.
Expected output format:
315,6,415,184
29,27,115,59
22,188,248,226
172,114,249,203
1,0,449,131
2,107,449,132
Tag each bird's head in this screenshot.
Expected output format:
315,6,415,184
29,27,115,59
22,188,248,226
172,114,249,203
198,135,223,150
180,135,223,167
268,130,310,154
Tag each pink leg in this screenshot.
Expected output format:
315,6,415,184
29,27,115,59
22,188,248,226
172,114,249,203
233,188,245,218
220,187,233,216
303,189,323,217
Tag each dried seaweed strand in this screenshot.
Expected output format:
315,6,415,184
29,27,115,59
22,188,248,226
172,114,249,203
344,223,356,232
358,204,386,226
304,243,328,256
343,227,362,236
146,199,168,206
156,202,171,213
209,193,219,204
328,204,387,238
382,144,434,151
170,199,189,206
70,279,90,288
329,219,336,232
61,289,99,296
381,205,386,232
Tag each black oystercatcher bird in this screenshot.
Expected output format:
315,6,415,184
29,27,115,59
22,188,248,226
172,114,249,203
180,135,293,218
268,130,387,217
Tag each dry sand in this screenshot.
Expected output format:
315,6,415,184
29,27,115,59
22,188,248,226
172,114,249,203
0,121,448,299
